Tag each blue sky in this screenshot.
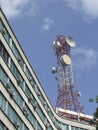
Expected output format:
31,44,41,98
1,0,98,115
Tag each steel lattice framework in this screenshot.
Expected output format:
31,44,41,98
52,35,83,116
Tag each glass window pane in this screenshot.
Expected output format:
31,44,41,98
0,40,2,55
0,20,3,31
0,66,8,85
0,92,2,108
0,92,6,112
0,121,5,130
7,103,23,129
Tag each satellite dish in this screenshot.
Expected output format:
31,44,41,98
60,54,71,65
65,36,76,47
77,91,81,97
51,67,57,73
53,41,61,49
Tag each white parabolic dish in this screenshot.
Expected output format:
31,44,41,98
60,54,71,65
65,36,76,47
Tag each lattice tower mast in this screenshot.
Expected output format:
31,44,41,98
52,35,83,114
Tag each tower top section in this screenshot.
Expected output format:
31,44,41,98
53,35,76,50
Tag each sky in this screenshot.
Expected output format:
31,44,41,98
1,0,98,116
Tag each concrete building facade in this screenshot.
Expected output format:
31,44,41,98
0,8,96,130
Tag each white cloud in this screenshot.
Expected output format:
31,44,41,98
0,0,40,19
65,0,98,21
72,47,98,70
41,17,54,32
1,0,98,21
26,2,40,17
64,0,81,10
0,0,27,18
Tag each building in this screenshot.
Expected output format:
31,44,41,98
0,8,96,130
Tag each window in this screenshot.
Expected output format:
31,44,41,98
10,61,19,79
10,81,23,108
0,121,9,130
8,103,23,130
0,66,8,86
12,42,20,59
0,40,2,54
36,104,46,122
0,92,7,113
23,124,29,130
0,19,4,33
71,126,84,130
24,103,38,129
0,40,9,64
66,125,69,130
25,83,31,96
10,60,24,89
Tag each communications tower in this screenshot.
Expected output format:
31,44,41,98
52,35,84,118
